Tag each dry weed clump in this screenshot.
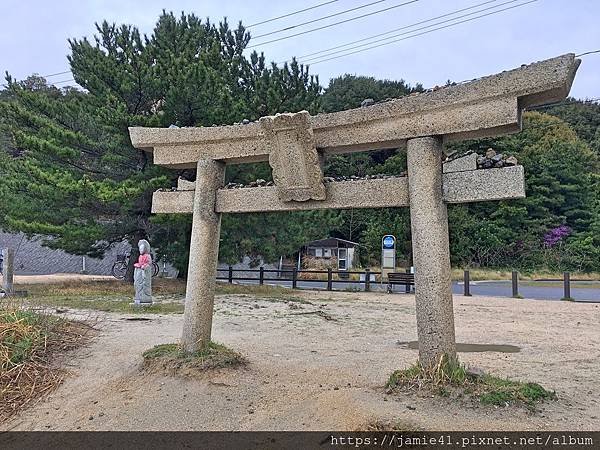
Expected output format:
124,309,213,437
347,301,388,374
386,355,556,409
299,256,332,280
0,304,94,423
142,342,247,377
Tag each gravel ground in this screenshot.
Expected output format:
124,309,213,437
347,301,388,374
4,290,600,431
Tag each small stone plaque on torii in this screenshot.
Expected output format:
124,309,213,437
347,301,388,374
129,53,580,367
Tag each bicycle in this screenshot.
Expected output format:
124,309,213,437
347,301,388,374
111,253,160,280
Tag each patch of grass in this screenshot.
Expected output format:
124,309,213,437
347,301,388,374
215,283,313,304
20,278,186,315
142,343,182,359
20,280,331,318
387,355,469,388
27,281,305,314
142,341,246,375
215,283,295,298
478,377,556,407
31,295,184,314
0,306,93,423
21,278,186,297
561,297,575,302
387,355,556,409
1,310,48,369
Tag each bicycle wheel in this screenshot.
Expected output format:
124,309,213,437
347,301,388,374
111,261,127,280
152,262,160,277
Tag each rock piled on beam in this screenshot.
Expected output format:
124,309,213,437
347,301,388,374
477,148,518,169
222,173,408,189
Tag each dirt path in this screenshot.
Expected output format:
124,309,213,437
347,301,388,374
4,291,600,431
3,273,114,285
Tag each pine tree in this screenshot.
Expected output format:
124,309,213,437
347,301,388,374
0,11,322,279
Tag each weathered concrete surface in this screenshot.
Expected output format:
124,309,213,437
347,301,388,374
219,177,407,213
152,177,409,214
407,137,456,368
177,177,195,191
442,152,477,173
129,54,580,169
443,166,525,203
150,166,525,214
181,159,225,353
261,112,326,202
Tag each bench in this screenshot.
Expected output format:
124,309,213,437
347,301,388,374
387,272,415,293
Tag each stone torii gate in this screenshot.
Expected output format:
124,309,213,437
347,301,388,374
130,54,579,368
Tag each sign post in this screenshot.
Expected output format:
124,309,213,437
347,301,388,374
381,235,396,283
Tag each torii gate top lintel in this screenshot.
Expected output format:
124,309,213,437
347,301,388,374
130,53,580,167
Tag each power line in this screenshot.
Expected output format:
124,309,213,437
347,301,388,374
51,78,76,85
304,0,537,65
0,78,76,89
42,70,72,78
17,2,600,85
575,49,600,57
248,0,421,49
293,0,516,64
301,0,522,63
252,0,388,39
246,0,340,28
288,0,503,62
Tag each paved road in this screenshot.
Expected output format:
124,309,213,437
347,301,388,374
234,277,600,302
454,280,600,302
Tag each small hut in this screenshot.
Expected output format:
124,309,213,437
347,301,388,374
301,238,359,271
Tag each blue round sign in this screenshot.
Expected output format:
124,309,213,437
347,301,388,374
382,235,395,249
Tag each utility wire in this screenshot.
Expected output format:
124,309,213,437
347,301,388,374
42,70,72,78
575,49,600,57
299,0,520,64
0,78,76,88
252,0,388,39
52,78,76,84
287,0,502,62
305,0,537,65
248,0,420,49
15,7,600,87
246,0,340,28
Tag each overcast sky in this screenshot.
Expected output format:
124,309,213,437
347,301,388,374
1,0,598,99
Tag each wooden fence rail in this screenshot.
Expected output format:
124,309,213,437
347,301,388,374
216,266,382,292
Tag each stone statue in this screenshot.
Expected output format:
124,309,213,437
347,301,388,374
133,239,152,304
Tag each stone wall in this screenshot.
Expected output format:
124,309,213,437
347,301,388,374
0,231,178,277
217,256,279,280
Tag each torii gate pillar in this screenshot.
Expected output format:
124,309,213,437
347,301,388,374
181,159,225,352
407,136,456,367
